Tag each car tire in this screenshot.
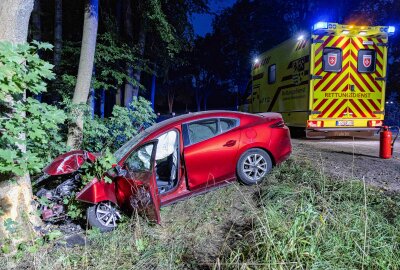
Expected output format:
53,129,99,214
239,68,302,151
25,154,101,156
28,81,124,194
236,148,272,185
87,201,121,232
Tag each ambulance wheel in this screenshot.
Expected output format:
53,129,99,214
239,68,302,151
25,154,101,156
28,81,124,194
87,201,121,232
237,149,272,185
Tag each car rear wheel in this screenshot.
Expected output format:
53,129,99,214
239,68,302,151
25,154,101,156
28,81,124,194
237,149,272,185
87,201,121,232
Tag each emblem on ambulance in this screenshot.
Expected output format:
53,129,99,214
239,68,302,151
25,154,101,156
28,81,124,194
363,55,372,68
328,53,337,66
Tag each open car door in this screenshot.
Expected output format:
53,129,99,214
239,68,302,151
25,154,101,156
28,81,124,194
115,140,161,223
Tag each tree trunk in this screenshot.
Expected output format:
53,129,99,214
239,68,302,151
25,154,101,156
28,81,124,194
0,0,41,241
124,65,134,107
53,0,62,69
123,0,134,107
167,88,175,114
31,0,41,41
31,0,43,101
195,88,202,112
151,73,156,110
130,19,147,100
115,0,123,106
66,0,99,149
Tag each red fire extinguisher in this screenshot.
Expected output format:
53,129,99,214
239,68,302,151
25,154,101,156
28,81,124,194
379,126,399,159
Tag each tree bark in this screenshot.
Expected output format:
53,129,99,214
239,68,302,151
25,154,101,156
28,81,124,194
0,0,41,241
53,0,62,69
66,0,99,149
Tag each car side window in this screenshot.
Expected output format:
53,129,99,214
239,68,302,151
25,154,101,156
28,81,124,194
125,144,154,172
186,118,219,145
220,118,239,132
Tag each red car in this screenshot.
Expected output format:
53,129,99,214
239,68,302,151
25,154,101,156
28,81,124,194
36,111,291,231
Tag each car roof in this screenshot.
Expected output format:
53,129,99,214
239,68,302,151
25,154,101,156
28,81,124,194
146,110,258,135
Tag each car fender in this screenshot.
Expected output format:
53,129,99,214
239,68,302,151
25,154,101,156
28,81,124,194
76,178,118,205
237,127,274,163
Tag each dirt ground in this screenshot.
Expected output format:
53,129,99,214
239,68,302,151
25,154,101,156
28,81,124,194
291,135,400,192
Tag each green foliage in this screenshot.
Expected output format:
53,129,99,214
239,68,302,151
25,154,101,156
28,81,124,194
0,41,67,176
3,218,18,234
94,32,150,91
80,149,116,184
59,32,151,98
82,97,157,152
0,42,54,101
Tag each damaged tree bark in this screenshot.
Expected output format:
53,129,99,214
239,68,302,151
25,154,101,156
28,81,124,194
66,0,98,149
0,0,42,240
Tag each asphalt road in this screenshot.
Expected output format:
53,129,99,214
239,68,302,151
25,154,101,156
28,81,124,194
291,136,400,192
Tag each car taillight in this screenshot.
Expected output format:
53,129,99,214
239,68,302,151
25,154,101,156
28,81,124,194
307,120,324,128
270,120,285,128
368,120,383,127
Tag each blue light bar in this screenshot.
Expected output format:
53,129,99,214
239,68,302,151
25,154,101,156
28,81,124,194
313,22,328,30
388,26,395,33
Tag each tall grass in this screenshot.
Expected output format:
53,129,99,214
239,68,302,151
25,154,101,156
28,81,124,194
1,159,399,269
220,159,400,269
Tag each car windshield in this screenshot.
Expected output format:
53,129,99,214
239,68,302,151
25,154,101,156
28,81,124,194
114,131,150,162
113,119,172,162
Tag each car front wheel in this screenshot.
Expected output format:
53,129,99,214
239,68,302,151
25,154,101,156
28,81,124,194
87,201,121,232
237,149,272,185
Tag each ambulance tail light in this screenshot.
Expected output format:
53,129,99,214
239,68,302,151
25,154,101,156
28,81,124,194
313,22,328,30
368,120,383,127
307,120,324,128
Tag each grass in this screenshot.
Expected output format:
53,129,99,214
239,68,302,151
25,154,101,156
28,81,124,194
1,158,400,269
220,159,400,269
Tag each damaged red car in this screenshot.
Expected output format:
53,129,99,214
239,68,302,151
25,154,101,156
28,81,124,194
35,111,291,232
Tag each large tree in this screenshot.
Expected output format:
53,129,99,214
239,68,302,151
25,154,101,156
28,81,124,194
54,0,63,70
66,0,99,149
0,0,41,240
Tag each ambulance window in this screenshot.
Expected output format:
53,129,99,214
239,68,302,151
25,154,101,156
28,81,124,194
268,64,276,84
358,49,376,73
323,48,342,72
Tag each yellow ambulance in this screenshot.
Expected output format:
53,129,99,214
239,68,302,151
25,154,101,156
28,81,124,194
241,22,395,137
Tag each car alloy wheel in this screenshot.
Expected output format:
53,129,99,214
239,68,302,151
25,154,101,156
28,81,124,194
95,201,121,228
242,153,268,181
237,149,272,185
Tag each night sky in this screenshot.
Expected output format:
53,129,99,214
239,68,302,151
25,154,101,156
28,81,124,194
192,0,237,36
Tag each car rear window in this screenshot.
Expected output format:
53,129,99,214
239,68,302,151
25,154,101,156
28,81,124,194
187,119,219,145
357,49,376,73
183,117,240,146
323,47,342,72
220,118,239,132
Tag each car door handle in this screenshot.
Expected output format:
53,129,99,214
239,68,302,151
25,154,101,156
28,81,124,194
223,140,236,147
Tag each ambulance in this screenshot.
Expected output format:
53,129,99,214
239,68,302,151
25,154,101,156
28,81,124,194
241,22,395,137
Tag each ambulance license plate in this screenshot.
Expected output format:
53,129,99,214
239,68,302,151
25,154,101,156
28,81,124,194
336,120,354,126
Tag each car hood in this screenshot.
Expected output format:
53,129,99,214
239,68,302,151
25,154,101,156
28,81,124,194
43,150,99,176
